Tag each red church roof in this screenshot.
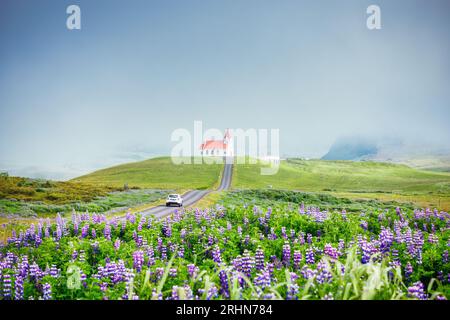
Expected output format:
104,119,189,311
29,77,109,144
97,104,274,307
200,140,227,150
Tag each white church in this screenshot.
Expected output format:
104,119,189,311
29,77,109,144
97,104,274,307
199,129,234,156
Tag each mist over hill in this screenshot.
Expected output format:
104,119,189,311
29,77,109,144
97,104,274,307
322,136,450,171
321,137,378,161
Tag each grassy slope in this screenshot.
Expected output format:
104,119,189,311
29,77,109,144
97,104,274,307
72,156,224,191
233,159,450,210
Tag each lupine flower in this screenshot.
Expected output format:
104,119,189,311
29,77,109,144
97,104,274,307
301,266,317,280
293,250,302,270
104,224,111,241
133,250,144,272
206,285,218,300
169,268,177,277
212,245,222,265
255,247,265,271
316,261,333,284
442,250,448,264
14,276,24,300
286,272,299,300
81,225,89,238
282,242,291,267
42,283,52,300
187,264,199,278
219,269,230,298
306,248,315,264
324,244,339,261
3,274,11,299
405,262,413,280
242,250,255,278
254,269,271,289
49,265,59,278
407,282,427,300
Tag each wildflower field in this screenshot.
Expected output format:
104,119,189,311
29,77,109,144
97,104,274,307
0,190,449,300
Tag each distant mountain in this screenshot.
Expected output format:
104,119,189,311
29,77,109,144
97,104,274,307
321,136,450,171
321,137,378,161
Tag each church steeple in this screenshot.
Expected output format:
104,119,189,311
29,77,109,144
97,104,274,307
223,128,231,144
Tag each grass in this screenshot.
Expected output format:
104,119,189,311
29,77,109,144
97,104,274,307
72,156,224,191
0,175,117,204
233,158,450,210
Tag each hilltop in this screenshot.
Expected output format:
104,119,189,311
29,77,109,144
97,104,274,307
72,156,224,191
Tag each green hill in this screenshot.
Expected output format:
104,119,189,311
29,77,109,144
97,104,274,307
72,156,224,191
233,158,450,210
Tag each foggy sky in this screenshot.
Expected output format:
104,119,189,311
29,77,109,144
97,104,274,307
1,0,449,179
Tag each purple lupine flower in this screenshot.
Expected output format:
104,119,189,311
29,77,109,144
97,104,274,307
151,288,163,300
316,261,333,284
155,267,164,280
42,283,52,300
359,239,373,264
360,220,368,231
187,264,199,278
104,224,111,241
242,250,255,278
91,241,100,255
169,268,177,277
405,262,413,280
212,245,222,265
161,245,167,260
206,285,218,300
50,264,59,278
442,250,448,264
114,239,121,251
254,268,271,289
324,244,339,261
91,228,96,239
255,247,265,271
3,274,11,299
147,246,155,266
162,219,172,237
281,227,287,239
407,282,427,300
79,250,86,262
18,255,29,278
171,286,180,300
14,276,24,300
178,245,185,258
301,266,317,280
306,248,315,264
282,242,291,267
133,250,144,272
219,269,230,298
81,225,89,238
293,250,302,270
286,272,299,300
306,233,313,245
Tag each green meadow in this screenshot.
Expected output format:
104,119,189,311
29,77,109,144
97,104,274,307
233,158,450,210
72,156,224,191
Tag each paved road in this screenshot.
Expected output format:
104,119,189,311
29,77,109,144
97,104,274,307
138,160,233,219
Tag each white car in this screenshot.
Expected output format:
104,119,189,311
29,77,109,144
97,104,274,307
166,194,183,207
